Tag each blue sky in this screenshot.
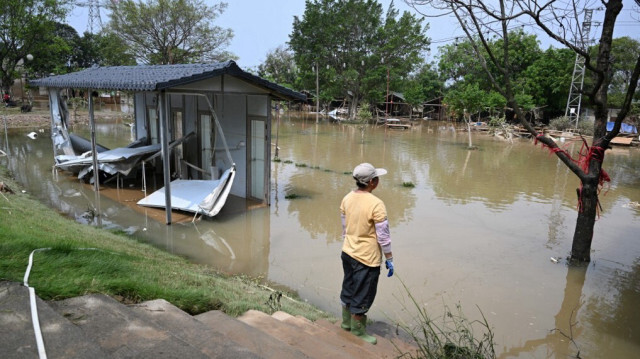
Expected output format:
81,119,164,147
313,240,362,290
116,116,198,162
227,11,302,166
66,0,639,70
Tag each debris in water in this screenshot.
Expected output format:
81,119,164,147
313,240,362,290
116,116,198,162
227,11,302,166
550,257,559,263
27,132,37,139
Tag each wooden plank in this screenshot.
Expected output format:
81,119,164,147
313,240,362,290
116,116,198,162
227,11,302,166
610,137,634,146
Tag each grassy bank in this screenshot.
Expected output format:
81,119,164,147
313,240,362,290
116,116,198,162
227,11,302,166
0,165,330,320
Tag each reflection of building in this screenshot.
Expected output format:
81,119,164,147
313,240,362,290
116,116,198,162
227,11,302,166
30,61,305,223
184,208,271,276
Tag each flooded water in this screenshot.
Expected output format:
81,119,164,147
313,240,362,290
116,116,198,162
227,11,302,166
2,112,639,358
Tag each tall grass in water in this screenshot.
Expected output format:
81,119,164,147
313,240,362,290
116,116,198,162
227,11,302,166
394,278,496,359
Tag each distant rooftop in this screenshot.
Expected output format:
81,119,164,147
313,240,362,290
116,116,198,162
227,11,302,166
29,60,305,101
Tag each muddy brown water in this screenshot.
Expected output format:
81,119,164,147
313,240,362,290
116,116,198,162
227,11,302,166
2,112,639,358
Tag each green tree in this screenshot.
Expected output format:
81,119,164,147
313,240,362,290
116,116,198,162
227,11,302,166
413,62,444,100
73,32,137,68
443,83,485,118
27,22,77,76
0,0,69,92
521,47,574,117
438,38,486,87
289,0,429,119
587,36,640,108
402,80,424,119
443,83,487,147
438,30,543,97
258,45,297,89
409,0,640,263
106,0,235,64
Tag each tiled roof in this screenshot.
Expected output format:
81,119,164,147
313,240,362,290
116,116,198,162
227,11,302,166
29,60,305,101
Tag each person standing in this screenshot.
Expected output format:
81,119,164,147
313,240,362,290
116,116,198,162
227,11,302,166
339,162,394,345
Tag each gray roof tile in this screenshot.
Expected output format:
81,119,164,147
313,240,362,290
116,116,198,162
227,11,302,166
29,60,305,100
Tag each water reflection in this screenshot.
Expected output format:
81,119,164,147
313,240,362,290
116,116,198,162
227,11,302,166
499,265,585,358
2,115,640,358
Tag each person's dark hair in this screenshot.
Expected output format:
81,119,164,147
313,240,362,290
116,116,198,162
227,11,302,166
355,176,378,188
355,179,367,188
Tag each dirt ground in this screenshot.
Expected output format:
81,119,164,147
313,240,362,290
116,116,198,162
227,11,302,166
1,107,126,129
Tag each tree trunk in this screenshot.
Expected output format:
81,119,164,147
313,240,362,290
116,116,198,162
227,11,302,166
349,96,359,121
568,0,620,263
570,180,598,262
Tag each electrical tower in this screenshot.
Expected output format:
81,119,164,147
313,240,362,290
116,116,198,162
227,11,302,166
76,1,116,34
564,9,593,127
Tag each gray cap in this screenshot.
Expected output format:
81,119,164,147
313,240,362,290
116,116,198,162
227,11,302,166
353,163,388,185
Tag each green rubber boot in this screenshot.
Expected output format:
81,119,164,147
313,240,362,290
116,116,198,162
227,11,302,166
341,306,351,330
350,315,377,344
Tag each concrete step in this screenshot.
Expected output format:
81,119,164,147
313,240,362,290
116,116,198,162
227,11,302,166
129,299,259,358
0,281,107,359
49,293,208,358
367,320,420,356
237,309,354,359
270,311,380,358
195,310,309,359
315,318,419,358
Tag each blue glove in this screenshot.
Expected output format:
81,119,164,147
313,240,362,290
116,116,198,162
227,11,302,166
385,258,394,277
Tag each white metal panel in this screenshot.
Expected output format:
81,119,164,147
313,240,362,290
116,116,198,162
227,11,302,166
173,76,222,92
247,95,268,116
223,75,268,94
216,93,247,198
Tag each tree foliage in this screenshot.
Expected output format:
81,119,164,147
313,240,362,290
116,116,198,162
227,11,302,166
27,22,77,76
73,32,137,68
521,47,575,117
438,30,564,118
106,0,235,64
588,36,640,108
0,0,70,91
258,45,297,89
289,0,429,118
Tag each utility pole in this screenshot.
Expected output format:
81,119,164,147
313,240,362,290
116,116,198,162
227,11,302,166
315,63,319,124
385,67,390,120
564,9,594,128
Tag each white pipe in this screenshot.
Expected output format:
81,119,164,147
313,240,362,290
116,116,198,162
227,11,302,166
23,248,51,359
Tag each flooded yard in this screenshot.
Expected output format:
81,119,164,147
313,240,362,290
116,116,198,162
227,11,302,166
2,112,639,358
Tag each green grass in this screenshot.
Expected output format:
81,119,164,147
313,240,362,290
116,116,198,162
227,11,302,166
0,166,330,320
402,181,416,188
394,277,496,359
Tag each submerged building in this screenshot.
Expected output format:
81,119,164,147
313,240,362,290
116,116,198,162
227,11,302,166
30,61,305,223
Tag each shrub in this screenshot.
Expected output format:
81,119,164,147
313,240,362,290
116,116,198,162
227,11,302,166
548,116,573,131
357,103,373,123
487,116,505,128
576,119,594,136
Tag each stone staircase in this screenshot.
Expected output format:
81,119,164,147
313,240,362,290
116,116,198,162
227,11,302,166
1,281,418,358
